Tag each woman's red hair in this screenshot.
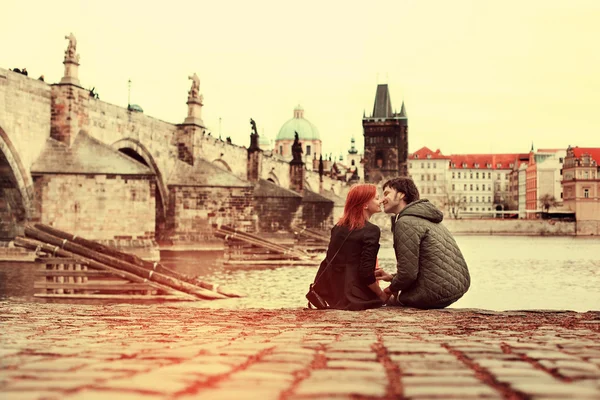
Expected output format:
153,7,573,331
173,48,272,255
337,184,377,230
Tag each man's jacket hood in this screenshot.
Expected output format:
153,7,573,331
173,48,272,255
394,200,444,228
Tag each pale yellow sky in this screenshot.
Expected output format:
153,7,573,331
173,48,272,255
2,0,599,157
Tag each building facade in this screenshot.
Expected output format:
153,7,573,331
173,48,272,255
362,84,408,183
562,146,600,234
447,154,526,217
407,147,450,211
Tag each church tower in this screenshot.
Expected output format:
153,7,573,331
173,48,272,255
362,84,408,183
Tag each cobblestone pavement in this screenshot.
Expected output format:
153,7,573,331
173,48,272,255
1,302,599,400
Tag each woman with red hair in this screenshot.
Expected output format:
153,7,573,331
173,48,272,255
309,184,389,310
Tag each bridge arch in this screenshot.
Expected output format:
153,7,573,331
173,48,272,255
212,158,232,172
303,178,313,192
0,126,34,238
267,170,280,186
112,138,168,224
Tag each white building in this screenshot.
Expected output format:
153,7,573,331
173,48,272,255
407,147,451,211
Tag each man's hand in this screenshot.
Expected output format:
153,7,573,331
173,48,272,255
378,290,391,303
375,269,394,282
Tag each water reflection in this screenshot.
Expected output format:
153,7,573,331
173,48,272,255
1,237,599,311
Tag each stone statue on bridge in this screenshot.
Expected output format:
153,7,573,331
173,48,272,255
249,118,259,151
188,73,201,100
64,33,80,63
291,131,303,163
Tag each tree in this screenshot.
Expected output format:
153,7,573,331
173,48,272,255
443,192,467,219
539,194,559,213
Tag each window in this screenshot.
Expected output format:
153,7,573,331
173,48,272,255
433,188,437,194
476,196,479,202
476,172,479,179
351,160,355,166
488,172,491,179
452,172,455,179
375,151,385,168
497,174,500,179
279,145,283,154
464,184,467,191
463,196,466,202
408,162,412,169
421,163,424,168
584,171,589,179
584,188,589,198
488,196,491,203
470,184,473,190
433,163,437,169
482,184,486,191
306,145,311,156
470,196,473,202
476,208,479,211
421,175,424,181
470,208,473,211
427,188,431,194
427,163,431,169
427,175,431,181
470,172,473,179
433,175,437,181
452,184,455,190
458,172,461,179
476,184,479,191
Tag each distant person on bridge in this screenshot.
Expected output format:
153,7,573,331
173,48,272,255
307,184,389,310
377,177,470,309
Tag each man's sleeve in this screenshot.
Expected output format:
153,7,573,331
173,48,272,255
389,218,421,293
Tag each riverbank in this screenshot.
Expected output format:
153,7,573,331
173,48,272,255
0,302,599,399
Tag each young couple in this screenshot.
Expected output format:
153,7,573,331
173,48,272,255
310,177,470,311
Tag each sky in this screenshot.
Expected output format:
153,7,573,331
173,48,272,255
2,0,599,157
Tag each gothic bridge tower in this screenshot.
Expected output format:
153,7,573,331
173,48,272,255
362,84,408,183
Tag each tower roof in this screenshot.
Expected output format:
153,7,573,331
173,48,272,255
372,84,393,118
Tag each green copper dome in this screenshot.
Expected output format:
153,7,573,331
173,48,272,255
276,105,320,141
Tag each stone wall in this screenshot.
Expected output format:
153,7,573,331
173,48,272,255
253,197,303,233
302,202,334,230
576,220,600,236
442,219,576,236
32,174,156,240
165,186,255,244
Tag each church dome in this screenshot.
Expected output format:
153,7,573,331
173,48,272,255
276,105,320,141
258,134,271,149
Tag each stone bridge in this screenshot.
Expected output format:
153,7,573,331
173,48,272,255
0,40,348,254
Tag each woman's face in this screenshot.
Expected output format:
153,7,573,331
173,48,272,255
365,193,382,215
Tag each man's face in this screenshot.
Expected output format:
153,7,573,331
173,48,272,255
381,187,403,214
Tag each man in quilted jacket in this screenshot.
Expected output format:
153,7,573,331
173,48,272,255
378,177,470,309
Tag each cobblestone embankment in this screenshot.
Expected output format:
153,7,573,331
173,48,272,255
1,302,599,399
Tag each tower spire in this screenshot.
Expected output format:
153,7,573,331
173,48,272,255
398,100,407,117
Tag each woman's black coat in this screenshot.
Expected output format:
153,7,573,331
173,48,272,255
312,221,383,310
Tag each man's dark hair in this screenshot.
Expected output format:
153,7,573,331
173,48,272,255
382,177,420,204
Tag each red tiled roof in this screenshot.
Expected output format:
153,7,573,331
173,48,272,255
572,147,600,163
448,153,529,170
409,146,450,160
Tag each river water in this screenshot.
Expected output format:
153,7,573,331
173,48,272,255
1,236,598,311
